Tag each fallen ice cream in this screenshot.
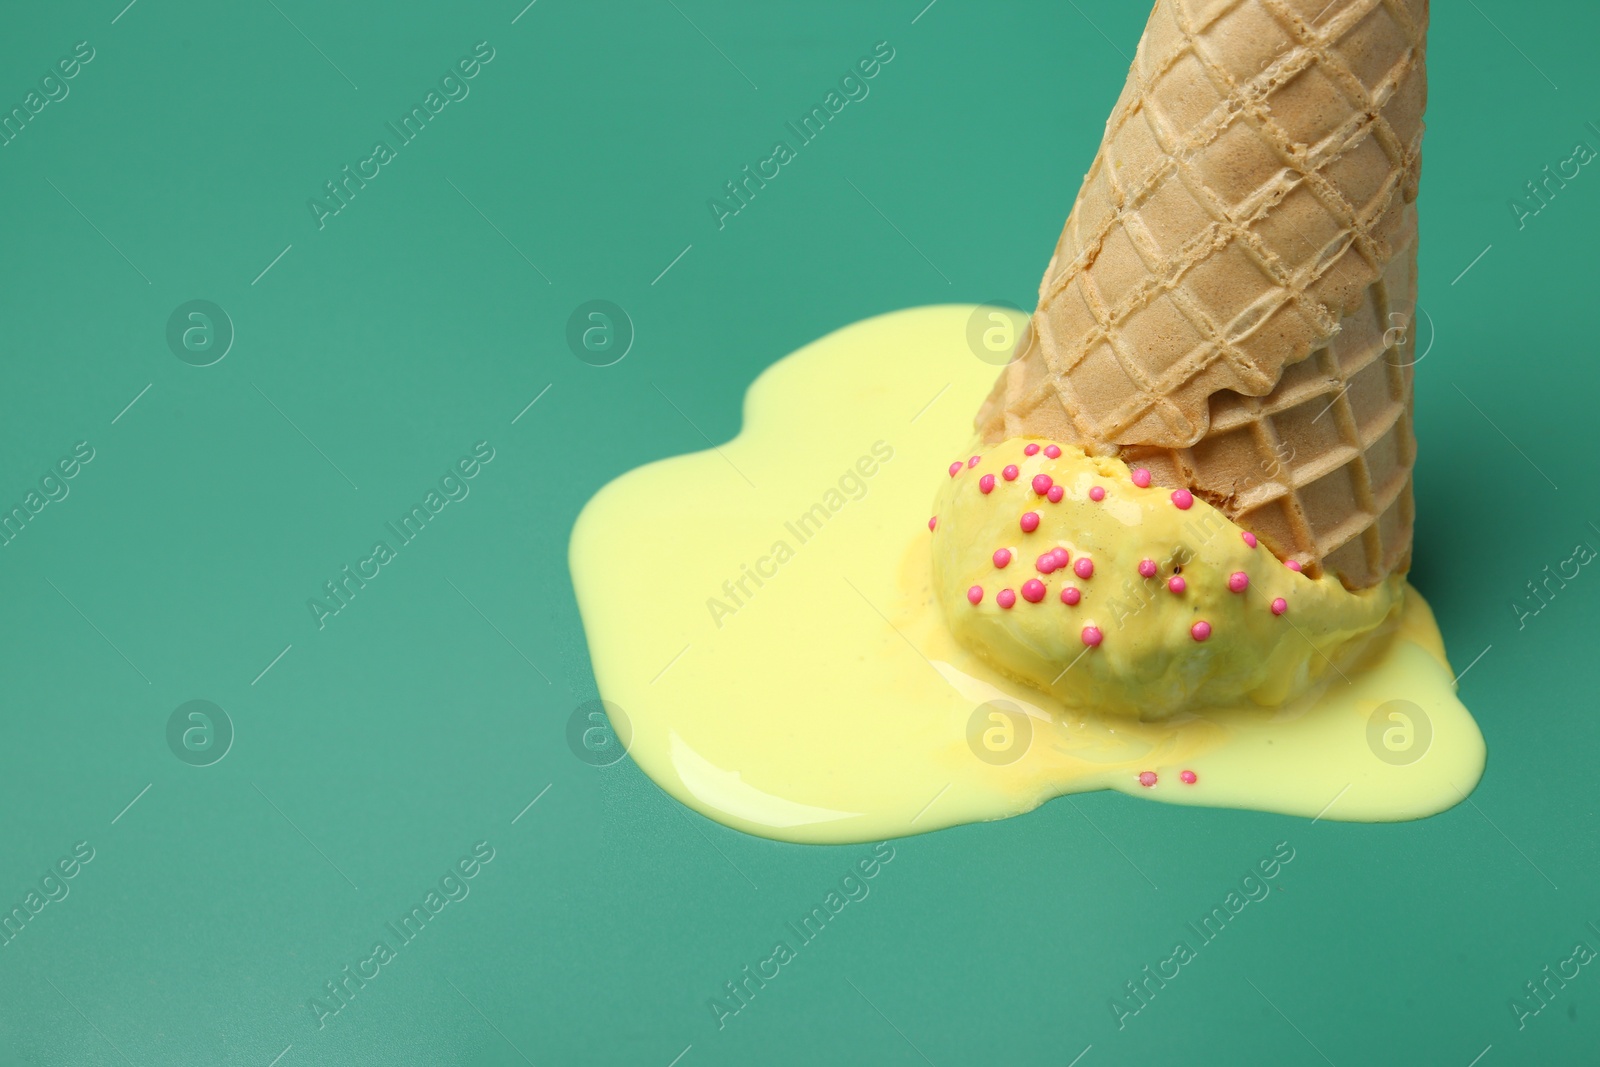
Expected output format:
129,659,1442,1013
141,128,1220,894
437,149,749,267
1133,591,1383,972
950,0,1432,717
571,0,1484,842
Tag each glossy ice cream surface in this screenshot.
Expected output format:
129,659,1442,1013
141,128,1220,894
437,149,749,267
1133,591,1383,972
931,439,1401,721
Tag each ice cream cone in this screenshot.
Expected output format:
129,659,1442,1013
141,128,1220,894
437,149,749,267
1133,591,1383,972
977,0,1428,589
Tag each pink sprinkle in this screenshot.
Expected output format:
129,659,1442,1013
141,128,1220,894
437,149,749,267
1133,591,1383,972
1138,771,1157,788
1191,620,1212,642
1168,575,1186,594
1286,559,1303,572
992,548,1012,569
1138,559,1157,579
1271,597,1288,615
928,516,937,531
1081,625,1102,646
1036,553,1058,574
1179,769,1197,785
997,588,1016,610
967,585,983,605
1131,468,1152,488
968,455,981,468
1044,445,1062,459
1073,556,1094,579
1171,488,1194,510
979,473,996,494
1060,586,1081,606
1002,465,1020,481
1242,531,1258,549
1047,485,1064,503
1023,443,1041,456
1050,547,1070,566
1020,512,1040,533
1032,474,1053,496
1021,579,1046,603
1227,571,1249,593
948,462,962,478
1089,486,1106,502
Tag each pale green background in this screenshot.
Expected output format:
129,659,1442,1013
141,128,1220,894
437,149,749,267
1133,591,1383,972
0,1,1595,1064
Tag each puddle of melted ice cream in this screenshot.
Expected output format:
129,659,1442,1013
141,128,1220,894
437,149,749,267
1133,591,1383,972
570,306,1483,843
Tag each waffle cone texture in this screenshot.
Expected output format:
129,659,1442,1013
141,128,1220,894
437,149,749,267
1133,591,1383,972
977,0,1427,589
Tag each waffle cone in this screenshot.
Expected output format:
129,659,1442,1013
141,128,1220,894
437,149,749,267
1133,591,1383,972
977,0,1428,589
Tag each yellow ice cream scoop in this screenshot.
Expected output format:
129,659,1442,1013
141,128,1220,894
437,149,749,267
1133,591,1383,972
931,439,1402,720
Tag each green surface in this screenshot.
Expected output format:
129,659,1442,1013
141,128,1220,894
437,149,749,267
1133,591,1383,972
0,1,1595,1064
